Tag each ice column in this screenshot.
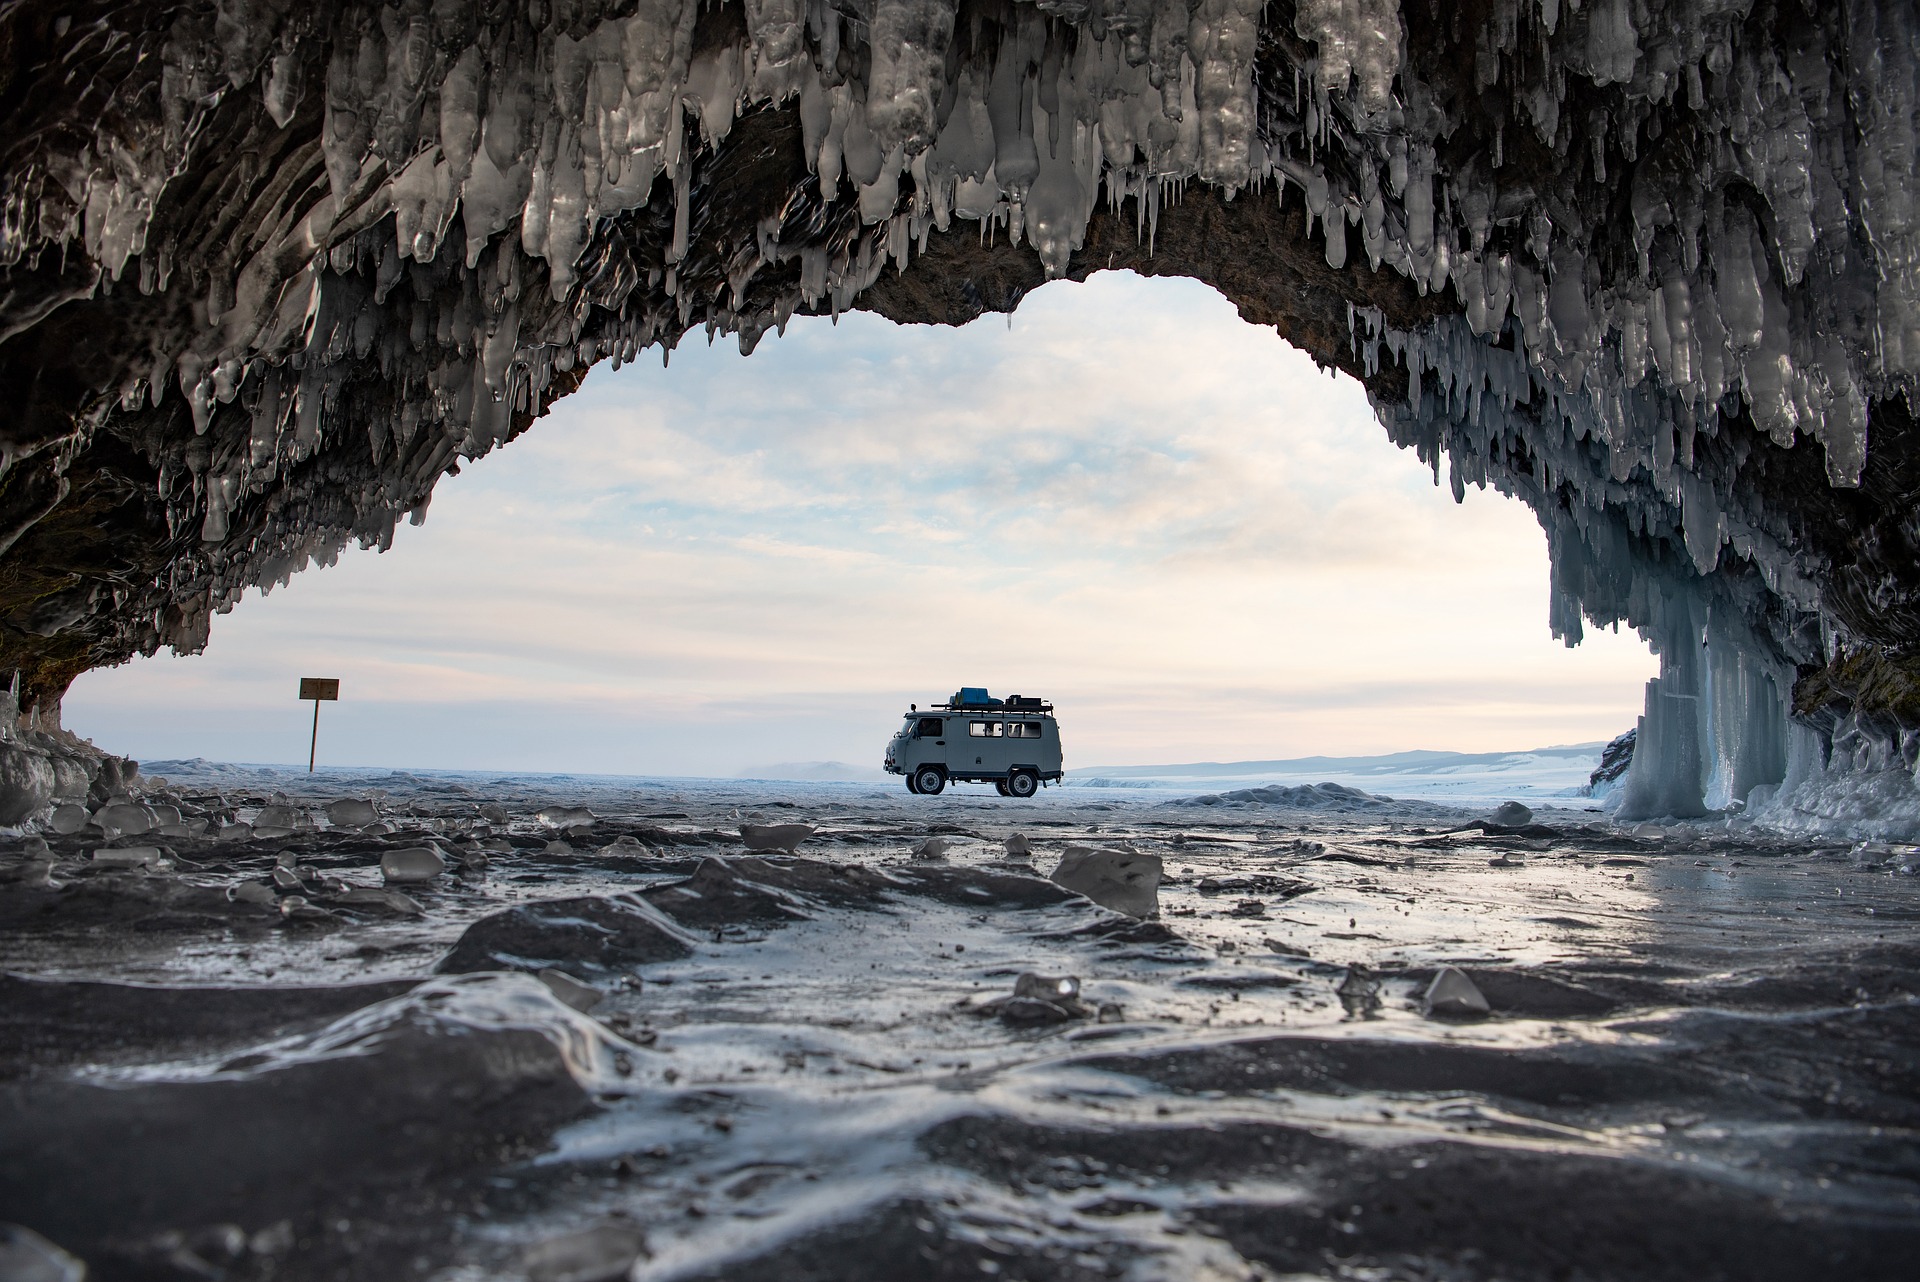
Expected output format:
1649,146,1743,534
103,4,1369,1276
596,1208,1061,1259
1616,600,1711,821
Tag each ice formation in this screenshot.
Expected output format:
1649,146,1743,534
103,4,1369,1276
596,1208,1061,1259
0,0,1918,829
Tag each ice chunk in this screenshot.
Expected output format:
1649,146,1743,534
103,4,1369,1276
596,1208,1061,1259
92,802,154,839
93,846,164,868
48,803,90,835
523,1222,647,1282
537,805,597,828
1049,847,1160,918
333,886,425,915
1424,966,1491,1018
0,1224,85,1282
987,972,1091,1025
326,798,379,827
253,804,299,830
1014,973,1080,1002
740,822,814,853
381,846,448,884
536,968,606,1013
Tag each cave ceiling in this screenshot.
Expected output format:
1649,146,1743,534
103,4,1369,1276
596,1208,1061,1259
0,0,1915,745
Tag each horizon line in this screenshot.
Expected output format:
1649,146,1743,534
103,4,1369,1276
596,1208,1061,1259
136,739,1614,784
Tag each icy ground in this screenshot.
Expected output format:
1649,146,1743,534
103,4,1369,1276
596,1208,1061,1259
2,763,1917,1281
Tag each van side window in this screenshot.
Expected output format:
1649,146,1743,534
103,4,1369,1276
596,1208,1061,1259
1008,721,1042,739
968,721,1005,738
916,718,944,737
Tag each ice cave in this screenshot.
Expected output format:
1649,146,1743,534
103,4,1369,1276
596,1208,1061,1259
3,3,1920,1279
3,0,1918,834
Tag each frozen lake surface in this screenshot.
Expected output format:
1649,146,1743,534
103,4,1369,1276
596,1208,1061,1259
1,761,1916,1281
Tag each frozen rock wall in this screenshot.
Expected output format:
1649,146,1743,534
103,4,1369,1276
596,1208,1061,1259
0,0,1916,825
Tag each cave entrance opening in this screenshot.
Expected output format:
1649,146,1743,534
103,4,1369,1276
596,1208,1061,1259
64,272,1657,782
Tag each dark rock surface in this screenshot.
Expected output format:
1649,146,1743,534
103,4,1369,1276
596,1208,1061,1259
0,985,603,1272
1587,726,1638,791
0,972,417,1080
437,891,694,974
0,767,1915,1280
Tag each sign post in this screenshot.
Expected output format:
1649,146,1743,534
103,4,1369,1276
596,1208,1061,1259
299,678,340,772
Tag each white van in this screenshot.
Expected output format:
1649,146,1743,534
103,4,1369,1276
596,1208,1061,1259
883,689,1064,797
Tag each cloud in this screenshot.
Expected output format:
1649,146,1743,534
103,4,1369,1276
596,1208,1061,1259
64,272,1655,773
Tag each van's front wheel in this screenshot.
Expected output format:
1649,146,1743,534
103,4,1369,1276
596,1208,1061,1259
912,766,946,796
1007,770,1039,798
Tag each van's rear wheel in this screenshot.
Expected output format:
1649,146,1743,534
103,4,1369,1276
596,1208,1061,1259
913,766,946,796
1007,770,1038,798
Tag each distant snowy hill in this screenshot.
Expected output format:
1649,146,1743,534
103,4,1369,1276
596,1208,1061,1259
1072,745,1607,779
735,761,889,783
1068,744,1613,808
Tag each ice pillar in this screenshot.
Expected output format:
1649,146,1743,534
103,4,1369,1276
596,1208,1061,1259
1617,602,1710,821
1619,600,1792,819
1703,614,1790,809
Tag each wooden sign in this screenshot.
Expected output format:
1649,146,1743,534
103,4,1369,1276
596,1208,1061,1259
299,678,340,771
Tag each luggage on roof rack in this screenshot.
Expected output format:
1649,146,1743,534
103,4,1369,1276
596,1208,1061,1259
942,690,1051,711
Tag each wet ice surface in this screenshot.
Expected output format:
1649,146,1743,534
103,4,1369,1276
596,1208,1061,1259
3,765,1918,1281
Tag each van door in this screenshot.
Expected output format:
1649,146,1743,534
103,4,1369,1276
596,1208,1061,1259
911,717,947,770
966,718,1016,777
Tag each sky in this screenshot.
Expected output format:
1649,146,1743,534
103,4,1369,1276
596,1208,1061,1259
63,271,1656,775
